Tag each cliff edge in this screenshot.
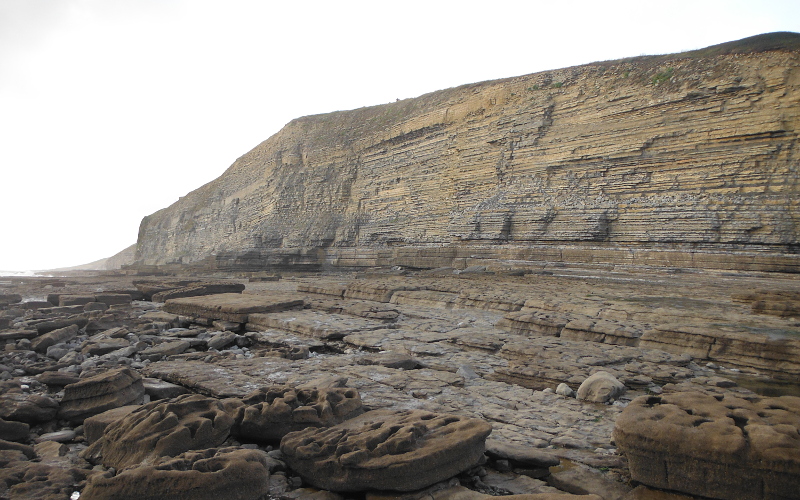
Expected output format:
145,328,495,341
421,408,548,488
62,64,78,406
135,33,800,273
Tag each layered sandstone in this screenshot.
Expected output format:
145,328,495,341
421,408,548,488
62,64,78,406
135,33,800,272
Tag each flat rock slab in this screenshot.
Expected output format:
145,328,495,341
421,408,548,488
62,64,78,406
163,292,305,323
614,391,800,500
151,282,246,303
494,336,692,391
247,310,388,340
80,447,271,500
280,409,492,492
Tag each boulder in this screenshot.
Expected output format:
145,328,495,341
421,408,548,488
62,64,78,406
36,371,81,388
556,383,575,397
139,340,191,361
0,417,29,442
58,294,96,307
35,316,88,335
80,447,271,500
614,391,800,500
280,409,492,492
30,324,79,353
207,331,238,350
237,386,364,442
576,371,626,403
58,367,144,423
81,394,236,469
0,392,59,423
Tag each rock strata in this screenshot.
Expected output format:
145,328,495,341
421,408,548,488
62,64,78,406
58,367,144,423
280,409,493,492
134,34,800,274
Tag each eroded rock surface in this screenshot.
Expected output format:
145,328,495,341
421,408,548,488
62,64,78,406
237,386,364,441
81,447,271,500
614,391,800,500
281,409,493,492
82,394,236,469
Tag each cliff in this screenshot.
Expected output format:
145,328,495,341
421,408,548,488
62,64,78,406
135,33,800,273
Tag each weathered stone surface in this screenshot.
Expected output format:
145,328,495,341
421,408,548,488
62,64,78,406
83,405,140,444
546,465,632,500
614,391,800,500
58,367,144,422
30,324,79,353
59,294,96,307
206,331,238,350
151,282,246,303
143,377,190,400
280,409,492,492
36,371,81,387
82,394,236,469
0,392,59,423
247,310,388,340
35,316,88,335
139,340,191,361
0,293,22,306
0,417,29,442
163,292,305,323
94,293,134,306
81,337,131,356
236,386,364,442
0,461,86,500
576,371,626,403
485,438,560,468
494,337,691,391
80,447,271,500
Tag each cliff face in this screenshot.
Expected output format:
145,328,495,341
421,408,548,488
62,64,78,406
136,34,800,272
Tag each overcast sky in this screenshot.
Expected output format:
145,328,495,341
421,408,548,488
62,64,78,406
1,0,798,272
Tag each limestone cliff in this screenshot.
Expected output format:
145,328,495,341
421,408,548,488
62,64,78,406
136,33,800,272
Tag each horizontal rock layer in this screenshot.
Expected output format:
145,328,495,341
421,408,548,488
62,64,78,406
134,37,800,273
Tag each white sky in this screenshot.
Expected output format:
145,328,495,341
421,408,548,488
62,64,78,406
1,0,798,271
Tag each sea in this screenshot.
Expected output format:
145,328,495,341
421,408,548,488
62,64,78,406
0,270,39,277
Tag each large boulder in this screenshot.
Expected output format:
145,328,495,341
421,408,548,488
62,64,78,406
58,368,144,423
80,447,270,500
81,394,236,469
614,391,800,500
576,371,626,403
236,386,363,442
280,409,492,492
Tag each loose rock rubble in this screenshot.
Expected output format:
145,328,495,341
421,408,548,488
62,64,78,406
0,269,798,499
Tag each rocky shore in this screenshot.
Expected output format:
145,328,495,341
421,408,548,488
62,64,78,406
1,267,798,500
